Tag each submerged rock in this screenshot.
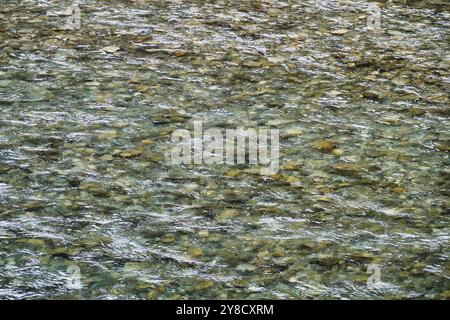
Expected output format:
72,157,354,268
218,209,240,219
313,140,337,153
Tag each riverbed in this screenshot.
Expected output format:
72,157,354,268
0,0,448,299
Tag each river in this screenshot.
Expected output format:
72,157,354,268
0,0,448,299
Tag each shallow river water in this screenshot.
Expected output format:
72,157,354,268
0,0,449,299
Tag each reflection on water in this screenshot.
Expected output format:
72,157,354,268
0,0,449,299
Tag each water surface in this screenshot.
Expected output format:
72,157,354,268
0,0,449,299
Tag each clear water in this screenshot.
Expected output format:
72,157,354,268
0,0,448,299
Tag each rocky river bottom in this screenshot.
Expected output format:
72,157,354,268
0,0,449,299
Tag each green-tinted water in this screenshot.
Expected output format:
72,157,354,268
0,0,449,299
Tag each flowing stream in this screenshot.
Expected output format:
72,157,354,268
0,0,449,299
